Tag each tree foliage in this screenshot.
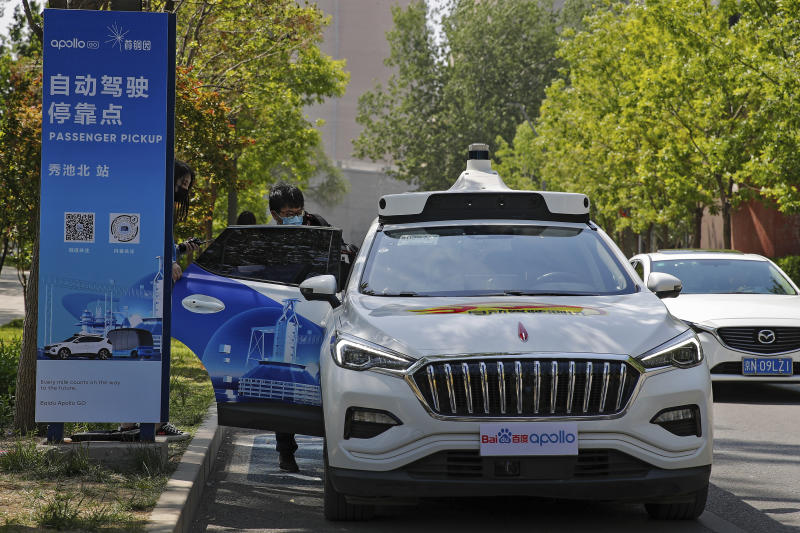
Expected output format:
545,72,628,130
355,0,590,191
499,0,800,248
160,0,349,224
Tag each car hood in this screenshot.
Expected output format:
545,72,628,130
339,291,687,358
662,294,800,327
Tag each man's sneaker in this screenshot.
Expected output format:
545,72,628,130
156,422,190,442
279,452,299,473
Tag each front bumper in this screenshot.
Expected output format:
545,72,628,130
700,331,800,382
329,460,711,502
322,355,713,474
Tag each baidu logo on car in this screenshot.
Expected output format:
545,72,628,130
480,422,579,456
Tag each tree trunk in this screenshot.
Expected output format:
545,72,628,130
14,231,39,434
0,236,8,274
692,206,703,248
722,200,732,250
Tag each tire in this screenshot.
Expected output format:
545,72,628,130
130,350,137,358
645,485,708,520
323,443,374,521
97,349,110,360
57,348,71,360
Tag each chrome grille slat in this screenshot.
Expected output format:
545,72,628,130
616,365,626,411
534,361,541,414
427,366,440,412
599,362,610,412
550,361,558,414
414,358,639,418
444,363,457,414
462,362,473,414
583,362,593,413
515,361,523,415
497,362,506,414
566,361,575,413
479,362,489,415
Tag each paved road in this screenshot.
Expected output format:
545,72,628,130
191,383,799,532
0,266,25,327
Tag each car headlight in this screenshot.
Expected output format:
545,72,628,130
637,330,703,370
331,333,415,374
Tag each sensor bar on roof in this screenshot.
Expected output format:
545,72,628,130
378,192,590,225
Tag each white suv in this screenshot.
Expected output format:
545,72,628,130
174,145,712,521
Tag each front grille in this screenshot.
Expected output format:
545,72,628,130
711,362,800,374
405,449,650,480
412,358,639,417
717,327,800,354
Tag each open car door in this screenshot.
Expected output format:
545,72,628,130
171,225,341,436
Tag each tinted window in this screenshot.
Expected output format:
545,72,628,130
196,226,341,286
651,259,796,295
631,260,645,281
360,225,635,297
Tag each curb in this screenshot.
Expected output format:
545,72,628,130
147,403,222,533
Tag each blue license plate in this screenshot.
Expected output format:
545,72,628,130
742,357,793,376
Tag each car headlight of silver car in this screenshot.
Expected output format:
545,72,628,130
637,329,703,370
331,333,415,374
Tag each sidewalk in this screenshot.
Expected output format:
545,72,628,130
0,266,26,326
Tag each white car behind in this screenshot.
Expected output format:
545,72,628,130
630,251,800,381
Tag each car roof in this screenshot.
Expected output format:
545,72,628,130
636,250,768,262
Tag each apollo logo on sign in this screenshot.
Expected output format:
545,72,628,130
49,38,100,50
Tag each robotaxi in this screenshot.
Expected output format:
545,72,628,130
173,144,712,521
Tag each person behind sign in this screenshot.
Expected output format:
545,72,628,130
119,160,199,441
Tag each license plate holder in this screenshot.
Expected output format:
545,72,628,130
479,422,578,456
742,357,793,376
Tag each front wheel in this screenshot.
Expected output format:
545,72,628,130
57,348,71,360
323,442,374,521
644,485,708,520
97,349,110,360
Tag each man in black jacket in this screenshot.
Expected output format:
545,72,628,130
267,183,341,472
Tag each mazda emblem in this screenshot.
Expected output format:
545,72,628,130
757,329,776,344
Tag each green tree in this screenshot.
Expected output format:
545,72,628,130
160,0,348,225
501,0,800,249
355,0,590,191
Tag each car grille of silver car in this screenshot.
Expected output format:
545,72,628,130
411,358,639,418
718,327,800,354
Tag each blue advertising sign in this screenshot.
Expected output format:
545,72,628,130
36,9,175,423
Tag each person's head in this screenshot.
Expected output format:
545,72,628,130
236,210,257,225
174,159,195,221
269,183,305,225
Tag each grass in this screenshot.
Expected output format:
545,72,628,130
0,337,214,531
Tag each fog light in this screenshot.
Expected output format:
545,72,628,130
344,407,402,439
650,405,701,437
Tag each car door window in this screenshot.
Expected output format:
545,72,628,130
196,226,341,286
631,260,645,281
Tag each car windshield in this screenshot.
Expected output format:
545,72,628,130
651,259,797,295
61,334,80,342
360,225,635,297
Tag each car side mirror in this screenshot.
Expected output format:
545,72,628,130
647,272,683,299
300,274,341,307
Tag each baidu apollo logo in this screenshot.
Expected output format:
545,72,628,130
50,38,100,50
480,422,579,456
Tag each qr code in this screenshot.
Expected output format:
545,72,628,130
64,212,95,243
109,213,140,244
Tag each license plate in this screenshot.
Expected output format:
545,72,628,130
479,422,578,456
742,357,793,376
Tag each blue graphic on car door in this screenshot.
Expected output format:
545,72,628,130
171,226,339,413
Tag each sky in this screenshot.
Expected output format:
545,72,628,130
0,0,21,39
